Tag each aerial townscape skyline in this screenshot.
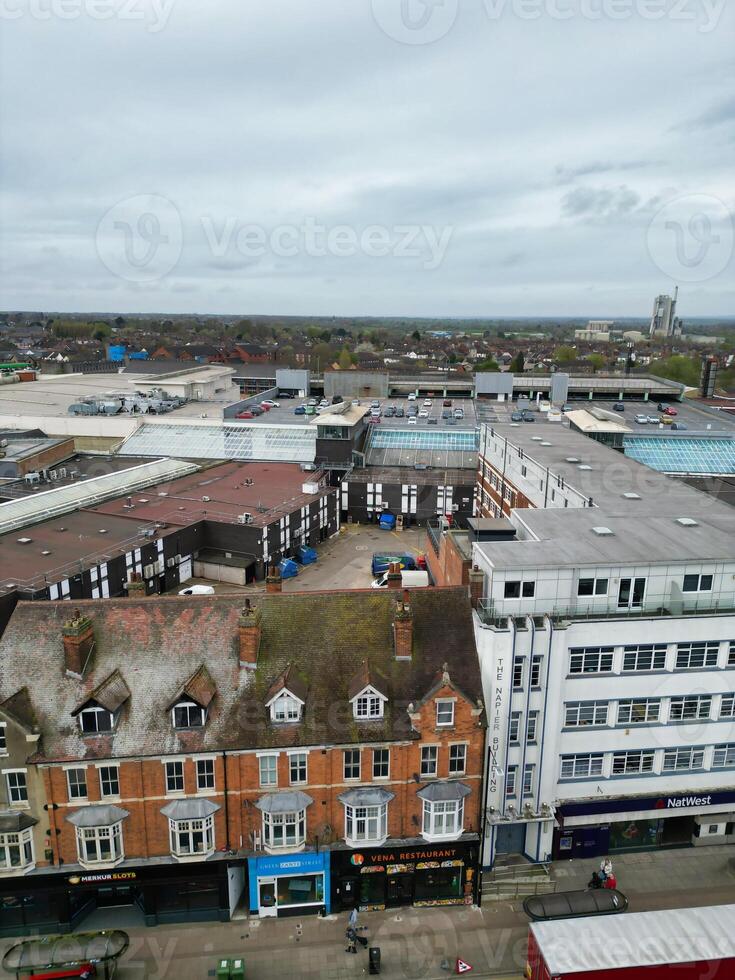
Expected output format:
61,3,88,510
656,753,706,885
1,2,735,979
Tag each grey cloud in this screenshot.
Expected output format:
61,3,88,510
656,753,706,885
561,186,642,221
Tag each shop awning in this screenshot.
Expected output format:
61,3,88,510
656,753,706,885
65,804,129,828
417,781,471,803
0,810,37,833
255,791,313,814
338,787,395,807
161,798,220,821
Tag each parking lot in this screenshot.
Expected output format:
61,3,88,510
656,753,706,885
169,524,429,596
232,394,479,430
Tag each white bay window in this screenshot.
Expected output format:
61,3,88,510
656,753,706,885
338,787,393,846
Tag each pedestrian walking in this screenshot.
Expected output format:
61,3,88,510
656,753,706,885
349,906,359,931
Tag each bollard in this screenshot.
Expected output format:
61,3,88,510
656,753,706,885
369,946,381,975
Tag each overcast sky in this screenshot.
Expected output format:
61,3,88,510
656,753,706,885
1,0,733,318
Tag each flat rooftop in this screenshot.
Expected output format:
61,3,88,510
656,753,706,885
0,509,175,591
347,465,474,486
0,371,242,422
478,419,735,568
91,460,333,528
0,453,161,500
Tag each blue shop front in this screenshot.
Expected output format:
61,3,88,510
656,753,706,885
247,851,330,918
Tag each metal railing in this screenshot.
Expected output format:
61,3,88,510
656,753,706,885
426,520,442,557
477,595,735,627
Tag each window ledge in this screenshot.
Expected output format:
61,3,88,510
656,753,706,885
78,856,125,871
263,842,306,855
421,830,464,843
0,863,35,876
7,803,30,811
171,850,215,863
165,791,187,799
344,836,387,849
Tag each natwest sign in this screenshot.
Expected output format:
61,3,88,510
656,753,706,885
658,794,713,809
559,788,735,820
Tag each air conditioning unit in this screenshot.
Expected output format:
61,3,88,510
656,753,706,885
143,564,154,579
166,557,175,568
202,496,211,502
175,554,182,563
452,503,459,511
154,559,164,575
238,513,254,525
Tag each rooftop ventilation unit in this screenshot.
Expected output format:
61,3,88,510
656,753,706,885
238,513,254,525
540,441,552,446
99,529,108,534
623,492,641,499
578,464,593,471
565,457,580,463
202,496,211,502
531,436,542,441
17,537,32,544
592,526,614,536
676,517,699,526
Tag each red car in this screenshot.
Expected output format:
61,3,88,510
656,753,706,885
367,416,381,424
664,406,678,416
236,411,255,419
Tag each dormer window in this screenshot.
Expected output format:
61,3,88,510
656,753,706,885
270,692,302,724
79,705,115,734
172,700,206,730
352,686,387,721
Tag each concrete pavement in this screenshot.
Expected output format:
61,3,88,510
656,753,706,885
3,844,732,979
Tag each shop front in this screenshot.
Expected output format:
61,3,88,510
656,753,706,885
553,789,735,860
0,857,240,937
331,838,480,913
247,851,330,918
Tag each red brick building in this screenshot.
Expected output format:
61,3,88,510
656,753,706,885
0,589,486,932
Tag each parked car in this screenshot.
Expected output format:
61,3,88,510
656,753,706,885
277,391,293,398
394,406,405,417
660,414,674,424
250,405,265,416
423,399,432,407
418,409,429,418
384,405,395,417
319,398,329,407
635,414,648,424
613,402,625,412
522,414,535,423
454,408,464,419
236,410,255,419
664,406,678,416
443,399,452,407
261,399,280,409
671,422,688,430
407,416,417,424
307,398,318,406
179,585,215,595
372,569,430,589
371,400,381,408
562,403,573,412
427,417,438,425
407,392,417,401
647,415,659,424
511,412,524,421
442,409,451,419
370,407,381,417
367,416,381,424
293,406,306,415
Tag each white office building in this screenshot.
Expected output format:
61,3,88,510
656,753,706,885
472,421,735,867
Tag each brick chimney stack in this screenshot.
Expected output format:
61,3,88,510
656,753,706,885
387,562,402,590
265,565,282,594
393,589,413,661
126,571,146,598
238,600,261,669
62,610,95,678
469,565,485,610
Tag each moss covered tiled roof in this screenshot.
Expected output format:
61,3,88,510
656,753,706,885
0,589,483,762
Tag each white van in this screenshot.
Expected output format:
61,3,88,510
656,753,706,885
371,569,430,589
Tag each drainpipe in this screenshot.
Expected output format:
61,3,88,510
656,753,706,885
222,750,231,851
534,616,555,862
